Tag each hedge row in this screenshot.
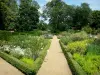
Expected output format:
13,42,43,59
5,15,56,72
59,41,87,75
0,51,35,75
34,40,51,72
0,40,51,75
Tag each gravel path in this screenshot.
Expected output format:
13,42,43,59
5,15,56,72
37,36,72,75
0,57,24,75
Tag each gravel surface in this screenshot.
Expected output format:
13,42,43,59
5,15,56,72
37,36,72,75
0,57,24,75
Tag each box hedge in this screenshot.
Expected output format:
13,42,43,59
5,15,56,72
0,40,51,75
0,51,35,75
59,41,87,75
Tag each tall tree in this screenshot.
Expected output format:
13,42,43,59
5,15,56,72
91,10,100,29
72,3,91,29
16,0,39,31
43,0,71,32
0,0,18,30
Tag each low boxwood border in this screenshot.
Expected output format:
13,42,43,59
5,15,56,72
0,51,35,75
0,40,51,75
59,41,87,75
34,40,51,72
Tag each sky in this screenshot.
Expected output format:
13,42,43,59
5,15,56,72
37,0,100,10
36,0,100,23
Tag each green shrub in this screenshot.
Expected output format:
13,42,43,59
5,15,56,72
27,30,42,36
82,26,92,34
0,30,11,41
20,57,34,67
73,53,100,75
93,34,100,45
24,37,49,60
70,31,88,42
0,52,35,75
34,40,51,72
67,39,94,54
60,36,72,45
59,41,87,75
60,31,88,45
7,35,49,60
86,44,100,55
67,40,87,54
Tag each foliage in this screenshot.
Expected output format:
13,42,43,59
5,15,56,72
0,36,51,74
20,57,34,67
60,36,72,45
70,31,88,42
16,0,39,31
67,39,94,54
34,40,50,72
60,31,99,75
6,35,49,60
59,41,87,75
73,53,100,75
43,0,75,32
0,52,35,75
60,31,88,45
82,26,92,34
86,44,100,55
37,20,48,30
67,40,87,54
0,0,18,30
93,34,100,45
0,30,11,41
73,3,91,29
91,10,100,29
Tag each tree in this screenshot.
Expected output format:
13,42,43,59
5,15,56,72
43,0,73,32
37,20,48,30
72,3,91,29
16,0,39,31
0,0,18,30
91,10,100,29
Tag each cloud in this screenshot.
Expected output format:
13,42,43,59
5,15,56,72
38,8,43,13
45,0,51,2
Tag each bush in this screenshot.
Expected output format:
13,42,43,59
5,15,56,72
73,53,100,75
67,40,87,54
60,31,88,45
34,40,51,72
0,52,35,75
0,30,11,41
60,36,72,45
20,57,34,67
59,41,87,75
93,34,100,45
82,26,92,34
86,44,100,55
67,39,94,54
70,31,88,42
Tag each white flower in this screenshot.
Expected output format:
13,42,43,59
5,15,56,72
94,36,98,39
41,48,43,50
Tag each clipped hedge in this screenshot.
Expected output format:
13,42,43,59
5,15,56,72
0,40,51,75
59,41,87,75
0,51,35,75
34,40,51,72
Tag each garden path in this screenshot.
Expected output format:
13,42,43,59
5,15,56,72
37,36,72,75
0,57,24,75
